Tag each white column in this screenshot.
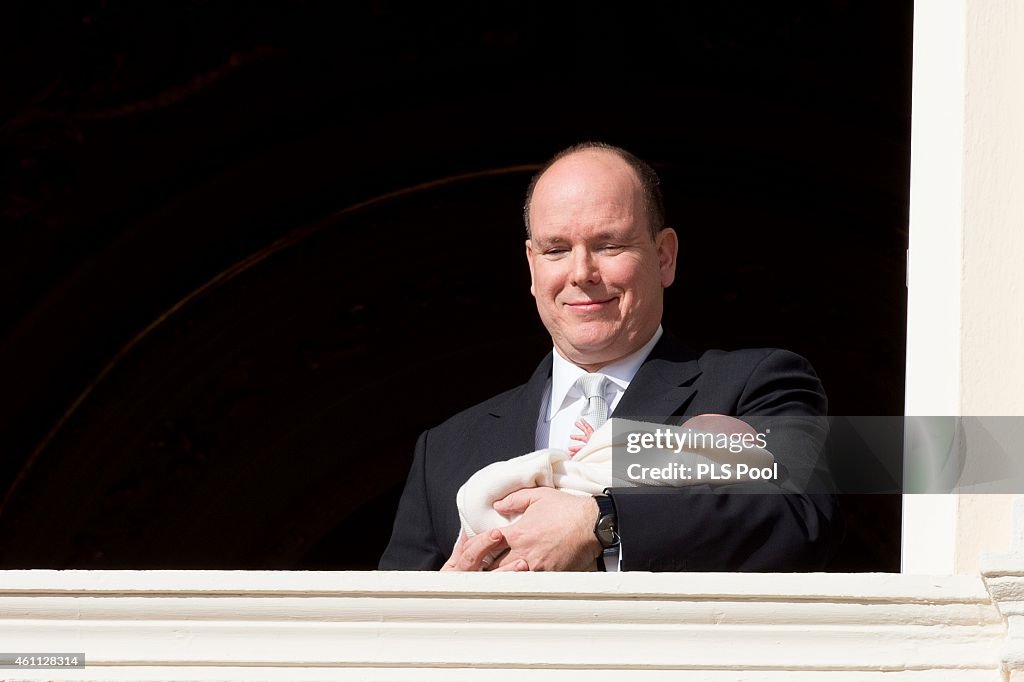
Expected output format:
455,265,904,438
903,0,967,575
904,0,1024,574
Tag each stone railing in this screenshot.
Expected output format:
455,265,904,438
0,569,1015,680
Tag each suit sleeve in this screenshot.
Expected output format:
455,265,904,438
608,349,841,571
379,430,446,570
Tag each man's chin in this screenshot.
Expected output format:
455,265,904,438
556,337,623,367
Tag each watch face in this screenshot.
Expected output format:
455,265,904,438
597,515,619,548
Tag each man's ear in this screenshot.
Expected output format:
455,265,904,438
525,238,536,297
656,228,679,288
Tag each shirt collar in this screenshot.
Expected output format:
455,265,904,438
547,325,664,420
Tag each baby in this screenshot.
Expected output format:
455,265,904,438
454,414,772,555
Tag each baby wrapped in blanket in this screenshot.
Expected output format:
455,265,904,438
455,414,775,546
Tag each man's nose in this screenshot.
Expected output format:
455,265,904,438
569,248,600,286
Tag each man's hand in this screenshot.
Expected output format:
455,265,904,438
491,488,603,571
441,529,529,572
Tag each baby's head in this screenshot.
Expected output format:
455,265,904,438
681,413,757,436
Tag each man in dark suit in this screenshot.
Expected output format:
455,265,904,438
380,142,838,572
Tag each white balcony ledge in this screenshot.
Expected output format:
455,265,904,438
0,569,1013,681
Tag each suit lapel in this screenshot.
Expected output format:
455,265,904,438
613,333,702,422
483,352,552,458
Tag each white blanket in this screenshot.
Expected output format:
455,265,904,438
456,418,774,541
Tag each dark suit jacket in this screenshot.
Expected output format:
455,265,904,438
379,333,839,571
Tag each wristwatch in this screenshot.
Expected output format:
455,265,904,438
594,494,619,549
593,494,619,571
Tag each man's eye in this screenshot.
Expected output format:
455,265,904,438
601,244,623,251
544,248,568,255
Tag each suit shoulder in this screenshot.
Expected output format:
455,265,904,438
428,382,531,434
696,347,818,376
695,347,825,415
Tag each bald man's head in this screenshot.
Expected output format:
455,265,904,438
522,142,678,369
523,142,665,241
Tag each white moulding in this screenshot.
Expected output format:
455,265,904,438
0,570,1009,681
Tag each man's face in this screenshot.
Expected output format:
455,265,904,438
525,150,678,370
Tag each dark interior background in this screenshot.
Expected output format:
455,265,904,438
0,1,910,570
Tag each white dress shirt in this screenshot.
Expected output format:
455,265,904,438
535,326,664,570
536,326,663,451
